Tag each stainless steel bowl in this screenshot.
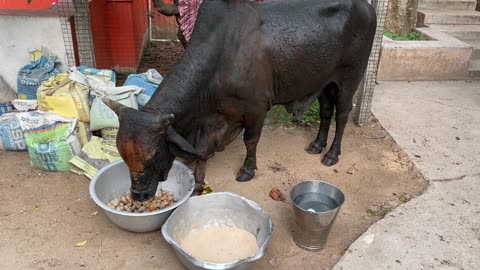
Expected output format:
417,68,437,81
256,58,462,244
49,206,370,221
89,159,195,233
161,192,274,270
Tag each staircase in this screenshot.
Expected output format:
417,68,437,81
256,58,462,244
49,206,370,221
419,0,480,79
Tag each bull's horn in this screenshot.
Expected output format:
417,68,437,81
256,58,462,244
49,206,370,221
102,98,127,115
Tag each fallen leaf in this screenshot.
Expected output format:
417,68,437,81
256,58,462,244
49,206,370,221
75,240,88,247
91,211,98,216
347,164,358,175
269,257,279,266
269,187,286,202
201,184,214,195
399,193,411,203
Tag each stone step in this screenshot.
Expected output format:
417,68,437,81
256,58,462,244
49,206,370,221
429,24,480,40
419,10,480,25
419,0,477,10
468,40,480,59
468,59,480,79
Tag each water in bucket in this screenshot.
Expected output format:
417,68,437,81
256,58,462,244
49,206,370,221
294,192,339,212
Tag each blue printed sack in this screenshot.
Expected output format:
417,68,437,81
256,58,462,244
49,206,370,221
0,113,26,151
17,48,60,100
0,102,14,116
123,69,163,107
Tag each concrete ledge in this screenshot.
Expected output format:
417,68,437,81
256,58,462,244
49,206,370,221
377,27,473,81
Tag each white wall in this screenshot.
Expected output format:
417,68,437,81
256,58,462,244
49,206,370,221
0,16,68,92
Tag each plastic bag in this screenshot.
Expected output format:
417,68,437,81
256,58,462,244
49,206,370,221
100,127,121,161
18,111,81,172
69,136,116,179
76,121,92,147
12,99,38,111
123,69,163,107
37,73,90,122
89,86,142,131
77,66,116,86
0,75,16,103
0,113,26,151
17,48,60,100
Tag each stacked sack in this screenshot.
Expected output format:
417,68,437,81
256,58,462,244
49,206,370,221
0,75,23,151
37,73,92,146
123,69,163,108
1,49,165,177
17,48,60,100
68,67,158,179
17,111,81,172
0,75,17,116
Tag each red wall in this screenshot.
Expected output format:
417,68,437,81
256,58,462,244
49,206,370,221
0,0,56,10
0,0,58,16
89,0,148,72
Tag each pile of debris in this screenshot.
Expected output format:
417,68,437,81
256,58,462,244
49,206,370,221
0,47,163,179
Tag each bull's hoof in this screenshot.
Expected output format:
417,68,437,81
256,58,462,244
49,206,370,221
193,183,205,196
236,167,255,182
305,142,325,154
322,154,339,166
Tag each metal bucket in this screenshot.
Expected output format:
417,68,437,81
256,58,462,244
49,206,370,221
290,180,345,251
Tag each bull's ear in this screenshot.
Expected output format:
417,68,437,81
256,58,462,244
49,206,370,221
166,127,201,161
103,98,127,116
155,114,175,129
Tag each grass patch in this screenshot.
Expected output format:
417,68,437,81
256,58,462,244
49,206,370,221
384,31,427,41
366,207,392,218
266,101,321,126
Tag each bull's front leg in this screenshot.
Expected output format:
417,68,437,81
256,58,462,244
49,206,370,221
194,159,207,195
236,115,265,182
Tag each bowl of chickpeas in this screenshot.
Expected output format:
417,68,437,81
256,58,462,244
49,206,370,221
89,159,195,232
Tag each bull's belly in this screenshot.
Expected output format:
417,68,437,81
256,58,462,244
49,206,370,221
273,88,323,121
270,74,336,120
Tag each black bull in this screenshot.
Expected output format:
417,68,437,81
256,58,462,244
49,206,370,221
104,0,377,201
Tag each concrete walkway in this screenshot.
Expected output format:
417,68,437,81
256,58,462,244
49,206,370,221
333,81,480,270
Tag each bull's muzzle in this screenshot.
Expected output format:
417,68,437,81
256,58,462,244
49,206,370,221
130,188,157,202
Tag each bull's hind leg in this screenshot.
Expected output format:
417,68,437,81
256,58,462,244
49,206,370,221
236,113,266,182
306,83,336,154
322,82,357,166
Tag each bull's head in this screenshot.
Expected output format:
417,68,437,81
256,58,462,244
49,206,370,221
103,99,200,202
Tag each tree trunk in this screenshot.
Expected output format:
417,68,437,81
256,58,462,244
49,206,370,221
385,0,418,35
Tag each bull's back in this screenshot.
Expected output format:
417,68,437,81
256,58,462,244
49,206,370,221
255,0,376,102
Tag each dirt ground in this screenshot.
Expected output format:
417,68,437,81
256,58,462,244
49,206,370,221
0,119,427,270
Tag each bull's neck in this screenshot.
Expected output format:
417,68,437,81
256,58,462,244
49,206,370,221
141,40,220,118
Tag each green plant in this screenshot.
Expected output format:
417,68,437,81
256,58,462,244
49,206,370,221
384,31,427,41
266,101,321,126
299,100,320,126
266,105,292,126
367,207,392,218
